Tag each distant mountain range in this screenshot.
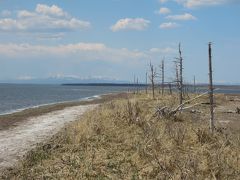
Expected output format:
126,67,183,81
1,76,240,86
0,76,129,84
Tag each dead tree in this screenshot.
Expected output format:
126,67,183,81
136,77,139,94
160,59,165,95
133,75,135,94
173,43,184,104
175,61,179,86
149,62,157,99
145,72,148,94
208,42,215,133
178,43,184,105
193,76,196,93
174,60,180,94
169,83,172,95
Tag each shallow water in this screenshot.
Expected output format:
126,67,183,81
0,84,133,115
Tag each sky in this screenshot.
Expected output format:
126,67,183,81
0,0,239,84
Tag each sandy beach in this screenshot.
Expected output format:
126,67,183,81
0,93,130,172
0,104,97,171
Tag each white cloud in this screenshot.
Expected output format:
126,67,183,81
0,43,177,81
156,7,171,14
0,43,106,55
159,22,179,29
149,47,175,54
110,18,150,32
0,43,146,62
180,0,227,8
35,4,67,17
17,10,36,18
166,13,196,20
0,18,24,31
0,4,90,33
36,33,64,40
175,0,234,8
158,0,235,8
0,43,176,63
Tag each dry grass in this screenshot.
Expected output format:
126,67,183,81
1,93,240,179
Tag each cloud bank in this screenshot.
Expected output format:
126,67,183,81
0,4,90,33
0,43,176,63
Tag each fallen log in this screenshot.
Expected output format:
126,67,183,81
154,89,219,118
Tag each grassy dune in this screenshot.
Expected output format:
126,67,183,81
2,93,240,179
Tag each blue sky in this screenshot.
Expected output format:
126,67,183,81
0,0,239,83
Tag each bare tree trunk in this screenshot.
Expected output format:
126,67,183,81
179,43,183,105
175,61,179,87
149,62,156,99
161,59,165,95
133,75,136,94
145,72,148,94
208,42,215,133
169,83,172,95
137,77,139,94
194,76,196,93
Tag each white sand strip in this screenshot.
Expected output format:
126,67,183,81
0,104,97,171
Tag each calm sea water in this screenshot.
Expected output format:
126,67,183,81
0,84,240,115
0,84,134,115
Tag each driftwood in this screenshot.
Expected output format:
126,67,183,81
155,106,169,117
169,91,209,116
154,103,203,118
154,89,219,118
181,103,203,111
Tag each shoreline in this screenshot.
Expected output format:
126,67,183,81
0,94,102,116
0,92,130,172
0,104,98,171
0,92,130,131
